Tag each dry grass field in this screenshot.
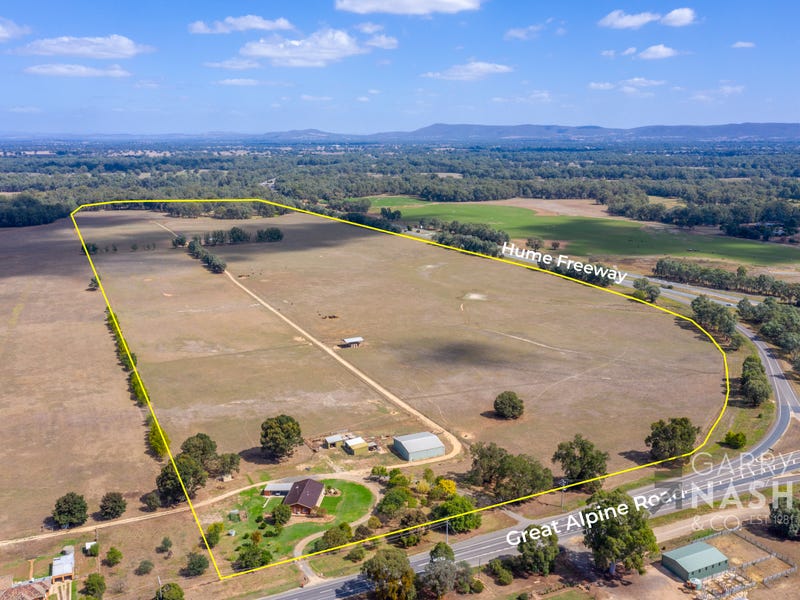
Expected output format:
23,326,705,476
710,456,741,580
0,219,160,540
75,211,423,477
74,207,726,479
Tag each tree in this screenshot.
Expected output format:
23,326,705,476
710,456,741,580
157,536,173,554
466,442,508,487
361,547,416,600
346,546,366,562
52,492,88,528
645,417,701,462
317,523,352,552
550,241,561,250
723,430,747,449
185,552,209,576
770,497,800,539
552,434,609,492
153,583,184,600
417,559,457,599
228,226,250,243
272,503,292,526
495,454,553,502
494,391,524,419
235,543,273,571
206,522,225,548
371,465,389,480
260,414,303,460
526,237,543,250
377,487,411,519
148,420,171,458
217,453,240,477
105,546,122,567
84,573,106,599
517,525,559,575
582,489,657,575
430,542,455,562
180,433,217,470
431,494,481,533
88,276,99,291
143,492,160,511
99,492,127,520
135,560,154,575
156,454,207,504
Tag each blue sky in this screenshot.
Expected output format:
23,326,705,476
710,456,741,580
0,0,797,134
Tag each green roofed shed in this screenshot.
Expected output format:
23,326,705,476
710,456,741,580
661,541,728,582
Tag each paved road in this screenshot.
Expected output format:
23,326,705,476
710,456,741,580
259,261,800,600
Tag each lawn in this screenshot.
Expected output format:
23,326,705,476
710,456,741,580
221,478,375,563
384,203,800,265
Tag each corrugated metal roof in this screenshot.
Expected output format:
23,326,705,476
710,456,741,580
345,436,367,447
342,336,364,344
263,482,293,492
52,553,74,577
662,542,727,572
394,432,444,453
325,434,345,444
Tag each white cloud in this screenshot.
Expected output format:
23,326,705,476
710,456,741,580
366,34,398,49
19,35,152,59
335,0,483,15
639,44,678,59
504,24,544,41
661,8,696,27
588,81,614,90
491,90,551,103
719,84,744,96
621,77,665,87
300,94,332,101
598,10,660,29
189,15,292,34
204,58,261,70
732,41,755,49
8,106,41,113
368,88,380,94
356,95,370,102
217,78,259,86
422,60,512,81
355,22,383,34
621,46,637,56
241,28,366,67
0,17,31,42
691,82,743,102
25,63,131,77
135,80,160,89
601,49,616,57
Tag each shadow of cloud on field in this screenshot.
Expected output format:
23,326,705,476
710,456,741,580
415,340,515,368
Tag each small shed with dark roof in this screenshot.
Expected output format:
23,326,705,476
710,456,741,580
283,478,325,515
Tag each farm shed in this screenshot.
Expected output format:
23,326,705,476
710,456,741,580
283,478,324,515
662,542,729,581
341,336,364,348
393,432,445,461
51,552,74,583
324,434,346,448
344,436,369,455
262,482,294,497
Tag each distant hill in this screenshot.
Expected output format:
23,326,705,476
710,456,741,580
3,122,800,143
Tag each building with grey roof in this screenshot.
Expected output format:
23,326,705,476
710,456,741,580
661,541,729,582
393,432,445,461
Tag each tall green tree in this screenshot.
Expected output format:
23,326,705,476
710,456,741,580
494,391,524,419
153,583,184,600
361,547,416,600
769,497,800,539
148,420,171,458
517,525,560,576
582,489,657,575
431,494,481,533
645,417,701,461
156,454,207,504
260,414,303,460
417,559,457,599
52,492,88,528
495,453,553,501
84,573,106,598
98,491,127,520
552,434,609,492
180,433,218,471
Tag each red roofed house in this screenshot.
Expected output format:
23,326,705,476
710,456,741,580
282,478,324,516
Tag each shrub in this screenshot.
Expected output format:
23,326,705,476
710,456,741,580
470,578,485,593
345,546,366,562
723,430,747,449
105,547,122,567
135,560,154,575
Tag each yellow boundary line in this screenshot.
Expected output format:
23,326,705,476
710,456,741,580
70,198,730,580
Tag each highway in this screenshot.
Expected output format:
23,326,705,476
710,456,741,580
261,262,800,600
